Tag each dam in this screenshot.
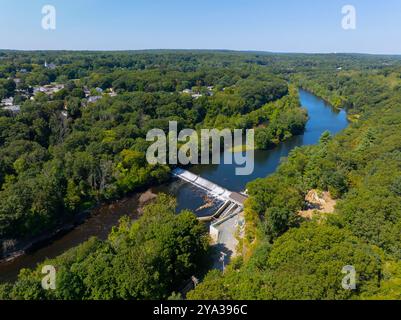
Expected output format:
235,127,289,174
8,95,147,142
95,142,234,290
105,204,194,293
172,168,247,259
172,168,247,206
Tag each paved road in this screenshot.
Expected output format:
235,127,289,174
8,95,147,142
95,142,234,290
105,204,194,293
211,213,244,270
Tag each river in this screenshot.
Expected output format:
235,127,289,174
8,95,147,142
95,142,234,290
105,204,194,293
155,89,349,212
0,89,349,283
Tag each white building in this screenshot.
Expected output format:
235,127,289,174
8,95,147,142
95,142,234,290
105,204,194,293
83,87,91,97
33,83,64,96
2,105,20,113
191,93,203,99
88,96,102,103
1,97,14,106
44,61,57,70
108,88,117,97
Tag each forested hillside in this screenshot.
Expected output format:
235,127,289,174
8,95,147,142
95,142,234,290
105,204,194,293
1,51,401,300
0,51,305,245
189,63,401,300
0,195,210,300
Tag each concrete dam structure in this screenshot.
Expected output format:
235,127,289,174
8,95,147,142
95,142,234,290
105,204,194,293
172,168,247,206
172,168,247,258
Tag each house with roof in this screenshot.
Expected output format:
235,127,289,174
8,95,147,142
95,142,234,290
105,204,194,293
182,89,192,94
44,61,57,70
88,95,102,103
1,97,14,106
33,83,64,96
3,105,20,113
191,93,203,99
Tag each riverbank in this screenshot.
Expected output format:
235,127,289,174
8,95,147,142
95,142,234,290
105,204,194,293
0,210,90,264
0,187,159,282
297,86,358,123
0,89,349,283
0,176,168,265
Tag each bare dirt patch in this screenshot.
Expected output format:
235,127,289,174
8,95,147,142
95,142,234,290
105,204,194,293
298,189,337,219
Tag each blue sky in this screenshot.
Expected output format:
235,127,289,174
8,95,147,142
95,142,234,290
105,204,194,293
0,0,400,54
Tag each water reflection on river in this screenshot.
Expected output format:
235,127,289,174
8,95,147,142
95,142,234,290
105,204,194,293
0,89,349,282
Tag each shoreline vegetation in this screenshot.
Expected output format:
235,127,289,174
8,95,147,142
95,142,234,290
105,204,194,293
0,86,306,264
0,51,306,264
189,57,401,300
1,51,401,300
296,86,358,122
0,185,159,265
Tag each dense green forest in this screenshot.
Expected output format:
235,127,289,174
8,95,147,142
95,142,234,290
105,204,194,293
1,51,401,300
0,51,305,243
188,56,401,300
0,195,210,300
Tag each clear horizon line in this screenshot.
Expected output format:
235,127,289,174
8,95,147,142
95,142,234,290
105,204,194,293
1,48,401,56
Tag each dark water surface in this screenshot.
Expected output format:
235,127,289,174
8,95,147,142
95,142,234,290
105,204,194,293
0,89,349,282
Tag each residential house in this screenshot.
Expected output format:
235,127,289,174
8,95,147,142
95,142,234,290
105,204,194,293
1,97,14,106
3,105,21,113
44,61,57,70
33,83,64,96
88,96,102,103
83,86,91,97
1,97,20,113
108,88,117,97
191,93,203,99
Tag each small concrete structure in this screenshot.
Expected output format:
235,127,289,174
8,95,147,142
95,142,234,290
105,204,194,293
229,192,247,206
210,211,244,258
172,168,247,260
